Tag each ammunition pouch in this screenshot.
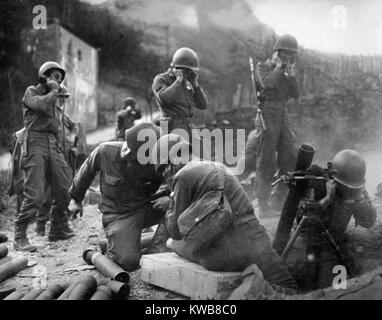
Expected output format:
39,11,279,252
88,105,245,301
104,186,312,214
7,129,25,196
15,128,28,157
7,114,38,196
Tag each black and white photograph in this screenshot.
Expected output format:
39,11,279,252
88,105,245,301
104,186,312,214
1,0,382,308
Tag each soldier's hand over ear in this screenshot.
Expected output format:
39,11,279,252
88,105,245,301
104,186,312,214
287,61,296,76
319,180,336,210
46,77,60,91
271,52,283,68
188,71,199,89
174,69,184,83
326,180,337,201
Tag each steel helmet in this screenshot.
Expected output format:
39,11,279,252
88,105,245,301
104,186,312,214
171,47,200,71
274,35,298,53
151,134,192,172
38,61,66,80
122,123,160,158
123,97,137,109
332,149,366,189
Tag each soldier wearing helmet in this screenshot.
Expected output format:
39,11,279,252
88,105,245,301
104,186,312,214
151,134,298,291
115,97,142,141
253,35,300,218
273,149,376,289
13,61,75,251
152,47,208,141
68,123,171,271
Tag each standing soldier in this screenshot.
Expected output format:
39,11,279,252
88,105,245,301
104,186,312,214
254,35,300,217
152,47,208,141
16,86,80,237
115,97,142,141
14,62,74,251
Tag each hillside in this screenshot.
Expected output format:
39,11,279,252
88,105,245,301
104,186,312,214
1,0,382,157
95,0,382,157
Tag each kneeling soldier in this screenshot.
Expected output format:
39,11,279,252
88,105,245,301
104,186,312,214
68,123,170,271
273,149,376,289
152,134,297,290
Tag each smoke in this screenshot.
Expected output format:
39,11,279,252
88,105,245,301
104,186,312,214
246,0,382,55
178,6,199,29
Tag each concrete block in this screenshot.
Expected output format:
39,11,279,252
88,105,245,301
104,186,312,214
140,253,242,300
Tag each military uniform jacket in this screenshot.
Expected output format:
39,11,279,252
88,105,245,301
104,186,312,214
22,84,64,136
255,60,299,104
152,69,208,118
167,160,254,239
70,142,162,214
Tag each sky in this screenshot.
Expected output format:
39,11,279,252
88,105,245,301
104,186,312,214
246,0,382,55
82,0,382,55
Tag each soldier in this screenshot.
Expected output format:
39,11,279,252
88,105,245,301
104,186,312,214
254,35,300,217
273,149,376,289
152,134,297,290
115,97,142,141
68,123,170,271
10,84,82,238
152,47,208,141
14,62,74,251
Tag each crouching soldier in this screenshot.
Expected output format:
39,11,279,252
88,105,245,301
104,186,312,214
115,97,142,141
151,134,297,290
68,123,170,271
14,62,74,251
273,149,376,289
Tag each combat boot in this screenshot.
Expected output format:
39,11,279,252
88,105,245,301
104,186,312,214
48,223,75,242
35,221,46,237
62,220,74,235
14,224,37,252
146,223,171,254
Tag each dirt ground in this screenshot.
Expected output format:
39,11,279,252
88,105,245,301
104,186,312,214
1,194,382,300
0,203,180,300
